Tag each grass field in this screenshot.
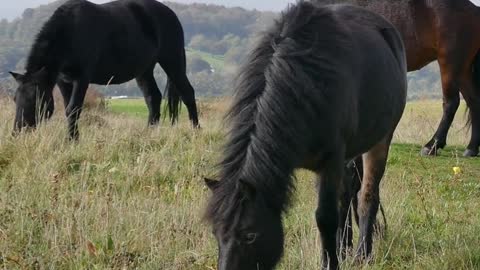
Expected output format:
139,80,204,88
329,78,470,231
0,98,479,269
186,48,225,72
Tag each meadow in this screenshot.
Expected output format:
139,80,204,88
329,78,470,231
0,97,479,269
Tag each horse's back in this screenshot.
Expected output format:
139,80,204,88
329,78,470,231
325,4,407,157
49,0,185,84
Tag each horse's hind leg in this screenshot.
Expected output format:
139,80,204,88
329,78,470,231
316,151,344,270
356,136,391,260
136,68,162,125
462,53,480,157
351,157,362,228
159,50,200,128
338,159,359,259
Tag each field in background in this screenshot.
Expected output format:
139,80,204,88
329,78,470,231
186,48,226,72
0,98,479,269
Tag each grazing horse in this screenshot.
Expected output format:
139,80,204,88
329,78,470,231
204,1,407,269
10,0,199,140
356,0,480,157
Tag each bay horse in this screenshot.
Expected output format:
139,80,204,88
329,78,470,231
9,0,199,140
357,0,480,157
204,1,407,269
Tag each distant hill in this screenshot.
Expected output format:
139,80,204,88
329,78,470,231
0,0,276,96
0,0,296,20
0,0,441,98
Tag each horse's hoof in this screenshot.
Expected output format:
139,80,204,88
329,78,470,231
420,146,437,156
463,149,478,157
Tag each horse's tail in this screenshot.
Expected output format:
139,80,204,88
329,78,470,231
164,49,186,125
165,78,181,125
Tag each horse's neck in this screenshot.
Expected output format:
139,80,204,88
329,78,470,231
26,31,65,77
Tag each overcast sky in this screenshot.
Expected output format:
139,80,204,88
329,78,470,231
2,0,480,21
0,0,295,20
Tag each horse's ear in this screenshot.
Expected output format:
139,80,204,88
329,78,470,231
204,178,220,191
9,71,25,82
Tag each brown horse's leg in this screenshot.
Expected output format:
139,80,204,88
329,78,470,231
316,151,344,270
356,135,391,260
460,74,480,157
421,57,461,156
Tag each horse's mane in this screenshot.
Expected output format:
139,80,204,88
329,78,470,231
25,0,81,74
206,1,350,227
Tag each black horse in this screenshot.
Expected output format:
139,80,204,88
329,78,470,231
204,2,407,269
10,0,199,139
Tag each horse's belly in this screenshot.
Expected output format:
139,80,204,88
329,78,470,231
88,38,157,85
90,71,137,85
90,56,154,85
406,45,437,71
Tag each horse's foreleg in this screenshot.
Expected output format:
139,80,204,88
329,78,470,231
316,151,344,270
356,136,390,261
136,70,162,126
421,92,460,156
65,79,88,140
421,66,461,156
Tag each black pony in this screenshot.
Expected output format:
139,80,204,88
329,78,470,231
205,2,407,269
10,0,199,139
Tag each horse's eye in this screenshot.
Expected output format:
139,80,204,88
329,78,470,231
243,233,257,244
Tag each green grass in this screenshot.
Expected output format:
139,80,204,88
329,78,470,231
108,99,149,118
0,98,479,269
106,99,193,121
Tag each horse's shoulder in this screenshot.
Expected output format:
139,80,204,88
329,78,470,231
54,0,98,17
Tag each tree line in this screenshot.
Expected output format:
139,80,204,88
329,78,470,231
0,0,440,99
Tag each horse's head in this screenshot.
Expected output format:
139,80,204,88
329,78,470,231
205,178,284,270
10,68,54,133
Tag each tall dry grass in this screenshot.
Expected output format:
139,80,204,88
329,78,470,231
0,97,479,269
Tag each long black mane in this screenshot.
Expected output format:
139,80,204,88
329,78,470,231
206,0,350,227
25,0,77,75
